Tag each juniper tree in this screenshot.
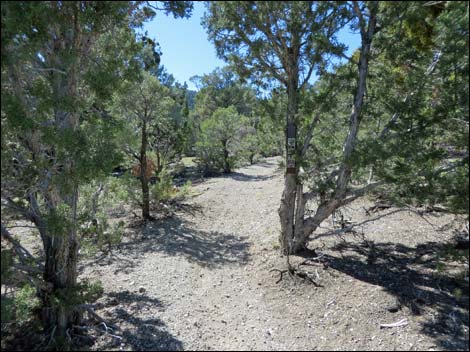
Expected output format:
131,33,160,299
366,1,469,215
1,2,142,335
205,0,468,257
204,1,376,254
111,72,175,219
1,0,193,337
196,105,247,174
190,67,257,119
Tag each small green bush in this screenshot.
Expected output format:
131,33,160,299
15,285,40,325
1,284,40,329
151,167,177,203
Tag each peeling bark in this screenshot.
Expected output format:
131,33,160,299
290,2,378,253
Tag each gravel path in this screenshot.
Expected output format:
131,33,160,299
81,157,469,351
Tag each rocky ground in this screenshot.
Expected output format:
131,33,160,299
76,157,469,351
2,157,468,351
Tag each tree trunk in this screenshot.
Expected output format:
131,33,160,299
279,75,300,254
222,139,231,173
41,67,81,336
279,172,298,254
290,3,377,252
42,189,80,336
141,120,151,219
156,127,162,178
249,153,255,165
38,17,85,329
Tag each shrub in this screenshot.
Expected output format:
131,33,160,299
151,167,177,203
1,284,40,331
195,106,244,174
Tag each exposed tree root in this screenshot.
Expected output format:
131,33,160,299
59,304,124,347
269,268,288,284
75,304,117,328
270,254,324,287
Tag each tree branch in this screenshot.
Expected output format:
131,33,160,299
300,111,321,157
378,51,442,140
339,181,385,207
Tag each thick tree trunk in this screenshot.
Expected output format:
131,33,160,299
42,190,80,336
41,90,81,337
279,173,297,254
290,3,377,251
141,120,151,219
39,24,84,332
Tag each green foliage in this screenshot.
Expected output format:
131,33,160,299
1,284,41,329
151,170,193,204
80,217,125,256
286,1,469,215
44,204,74,238
14,285,41,326
1,296,14,330
190,67,257,118
151,167,176,203
1,249,14,282
189,67,260,159
111,71,188,170
239,132,259,164
361,1,469,214
47,280,103,311
107,175,138,204
78,179,130,255
179,180,194,197
195,106,245,174
1,0,195,341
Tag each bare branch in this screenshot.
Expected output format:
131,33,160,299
32,67,67,75
2,197,36,222
339,181,385,207
299,63,316,90
1,223,36,261
300,111,321,157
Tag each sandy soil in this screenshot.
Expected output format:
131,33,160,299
71,157,468,351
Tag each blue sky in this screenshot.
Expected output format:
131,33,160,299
143,2,361,91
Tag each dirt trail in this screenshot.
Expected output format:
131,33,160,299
82,157,469,351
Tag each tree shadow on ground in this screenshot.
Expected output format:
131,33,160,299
318,237,469,350
128,217,251,268
224,171,275,182
79,251,136,275
81,216,251,276
94,290,182,351
251,160,280,168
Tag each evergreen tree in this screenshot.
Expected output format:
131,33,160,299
196,106,246,174
111,72,175,219
1,0,193,337
203,1,369,254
